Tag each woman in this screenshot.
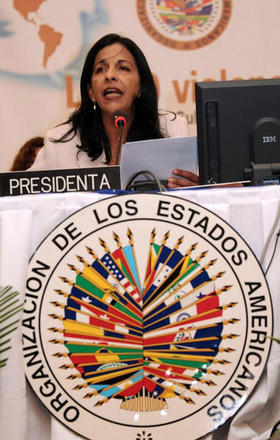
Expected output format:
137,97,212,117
30,33,198,187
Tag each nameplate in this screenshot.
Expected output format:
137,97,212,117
0,166,121,197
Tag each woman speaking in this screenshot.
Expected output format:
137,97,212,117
30,33,198,187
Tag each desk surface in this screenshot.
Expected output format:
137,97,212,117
0,186,279,440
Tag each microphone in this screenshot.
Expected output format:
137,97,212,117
113,111,127,165
113,111,127,128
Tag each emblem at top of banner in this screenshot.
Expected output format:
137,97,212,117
137,0,232,50
23,193,272,440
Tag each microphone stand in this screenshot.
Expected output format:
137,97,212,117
114,125,124,165
113,112,127,165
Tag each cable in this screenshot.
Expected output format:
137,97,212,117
264,230,280,276
260,200,280,269
125,170,166,192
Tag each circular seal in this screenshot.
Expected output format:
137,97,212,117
137,0,232,50
23,193,272,439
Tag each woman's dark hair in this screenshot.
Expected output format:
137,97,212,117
57,33,163,163
10,136,44,171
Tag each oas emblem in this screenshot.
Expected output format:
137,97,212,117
137,0,232,50
23,193,272,439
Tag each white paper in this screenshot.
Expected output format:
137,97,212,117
120,136,197,189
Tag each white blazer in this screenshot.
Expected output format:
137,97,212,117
29,112,189,171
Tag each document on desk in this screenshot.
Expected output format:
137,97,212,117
120,136,197,189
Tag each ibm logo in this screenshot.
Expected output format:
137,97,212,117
263,136,277,143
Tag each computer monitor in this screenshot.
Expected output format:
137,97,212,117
195,78,280,185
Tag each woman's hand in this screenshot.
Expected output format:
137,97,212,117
167,168,199,188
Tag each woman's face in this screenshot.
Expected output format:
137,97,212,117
88,43,140,120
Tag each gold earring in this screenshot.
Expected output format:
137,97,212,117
93,101,96,111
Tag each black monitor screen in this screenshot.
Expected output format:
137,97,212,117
195,78,280,185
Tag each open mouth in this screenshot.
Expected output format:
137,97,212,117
103,88,123,97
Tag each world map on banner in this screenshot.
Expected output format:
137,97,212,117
13,0,63,68
0,0,109,87
23,193,273,440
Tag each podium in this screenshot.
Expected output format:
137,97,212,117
0,185,279,440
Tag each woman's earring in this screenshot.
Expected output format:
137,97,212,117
93,101,96,111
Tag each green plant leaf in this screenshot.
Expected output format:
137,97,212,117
269,429,280,439
0,285,23,368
